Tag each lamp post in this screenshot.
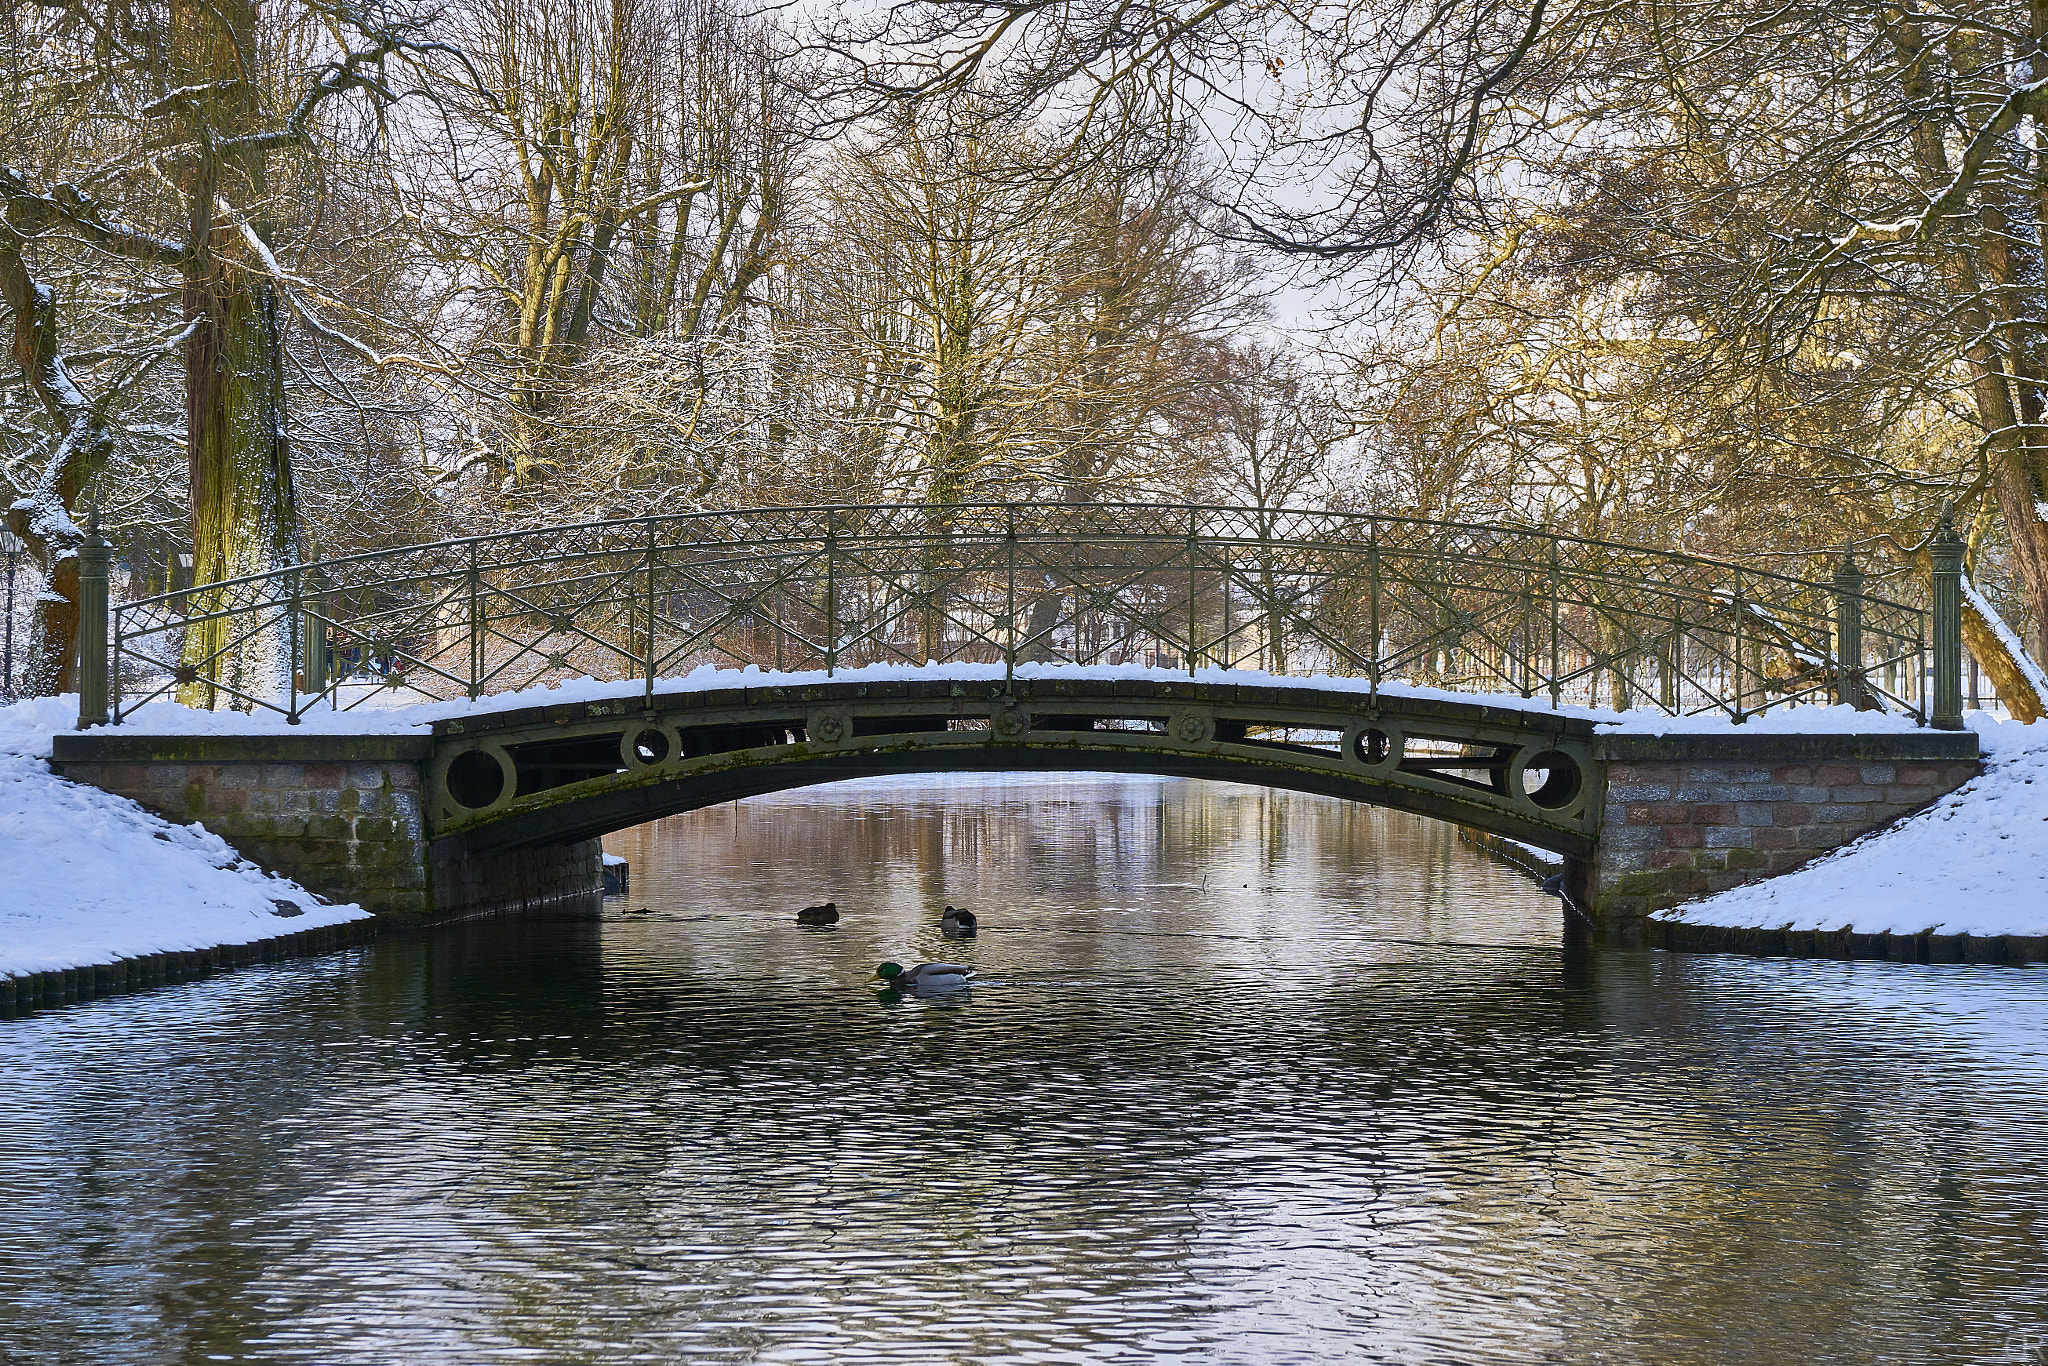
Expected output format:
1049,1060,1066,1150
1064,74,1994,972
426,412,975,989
0,528,21,701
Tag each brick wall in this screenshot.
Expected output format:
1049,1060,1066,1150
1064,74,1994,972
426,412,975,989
1591,733,1980,926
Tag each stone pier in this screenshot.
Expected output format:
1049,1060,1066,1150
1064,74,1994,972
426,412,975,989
1584,731,1981,936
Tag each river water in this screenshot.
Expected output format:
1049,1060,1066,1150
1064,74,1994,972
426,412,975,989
4,773,2047,1365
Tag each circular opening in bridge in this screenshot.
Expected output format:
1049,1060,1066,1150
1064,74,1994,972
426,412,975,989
631,729,670,765
447,749,506,809
1519,749,1583,810
1353,728,1394,765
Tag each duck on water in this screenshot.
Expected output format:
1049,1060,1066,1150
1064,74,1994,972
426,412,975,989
875,961,974,992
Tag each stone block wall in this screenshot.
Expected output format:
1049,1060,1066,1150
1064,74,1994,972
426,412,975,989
1590,732,1981,928
51,735,601,921
55,737,434,916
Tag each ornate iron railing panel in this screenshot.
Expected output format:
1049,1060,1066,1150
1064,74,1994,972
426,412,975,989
97,502,1942,726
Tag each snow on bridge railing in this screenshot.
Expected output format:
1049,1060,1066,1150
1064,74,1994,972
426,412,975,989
75,502,1966,731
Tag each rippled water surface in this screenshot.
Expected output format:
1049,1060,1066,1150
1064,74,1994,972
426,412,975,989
5,773,2048,1365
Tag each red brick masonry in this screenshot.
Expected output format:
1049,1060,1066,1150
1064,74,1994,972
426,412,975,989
1590,733,1982,923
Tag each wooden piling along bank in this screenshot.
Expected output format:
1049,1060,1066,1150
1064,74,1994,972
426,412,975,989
1646,919,2048,964
0,920,380,1018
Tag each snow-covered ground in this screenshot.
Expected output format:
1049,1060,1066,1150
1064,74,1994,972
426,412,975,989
0,696,369,978
1656,713,2048,937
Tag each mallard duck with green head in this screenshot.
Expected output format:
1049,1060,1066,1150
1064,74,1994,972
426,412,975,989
874,961,974,991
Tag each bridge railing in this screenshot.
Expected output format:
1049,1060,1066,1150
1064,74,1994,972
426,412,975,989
76,503,1965,729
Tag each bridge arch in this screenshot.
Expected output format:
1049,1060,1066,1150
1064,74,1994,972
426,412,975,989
423,677,1603,864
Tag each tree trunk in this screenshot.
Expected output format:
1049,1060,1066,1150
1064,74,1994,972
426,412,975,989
1988,434,2048,666
170,0,298,709
1886,10,2048,668
0,229,107,696
1962,592,2046,723
181,267,296,709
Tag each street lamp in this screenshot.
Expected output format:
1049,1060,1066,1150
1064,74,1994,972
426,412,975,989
0,528,22,701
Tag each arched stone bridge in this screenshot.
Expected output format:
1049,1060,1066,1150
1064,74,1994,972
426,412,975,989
51,501,1986,938
52,672,1980,939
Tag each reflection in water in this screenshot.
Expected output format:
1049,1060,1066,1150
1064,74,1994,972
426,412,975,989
2,773,2047,1365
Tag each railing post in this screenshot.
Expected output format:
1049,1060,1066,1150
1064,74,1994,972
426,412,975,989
1930,505,1965,729
1367,528,1381,701
643,521,657,704
466,541,482,700
1005,516,1017,682
1519,588,1535,698
109,564,124,722
1832,541,1865,710
824,527,838,677
1730,573,1747,723
1546,535,1561,708
286,564,303,724
1664,607,1681,712
76,509,109,730
302,591,327,704
1212,548,1228,671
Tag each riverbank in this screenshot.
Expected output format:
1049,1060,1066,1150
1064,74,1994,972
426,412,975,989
0,697,373,1006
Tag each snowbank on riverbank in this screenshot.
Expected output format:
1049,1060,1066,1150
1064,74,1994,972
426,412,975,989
1656,715,2048,938
0,697,370,977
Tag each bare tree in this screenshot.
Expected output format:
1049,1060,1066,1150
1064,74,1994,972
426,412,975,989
824,0,1572,277
395,0,802,501
2,0,444,696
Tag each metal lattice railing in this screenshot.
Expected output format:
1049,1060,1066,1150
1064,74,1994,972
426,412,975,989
78,502,1962,728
